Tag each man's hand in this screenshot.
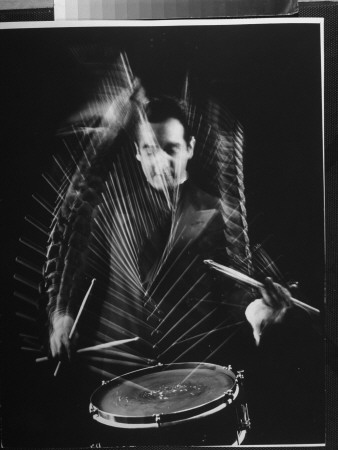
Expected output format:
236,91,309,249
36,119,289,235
245,277,292,345
50,314,75,360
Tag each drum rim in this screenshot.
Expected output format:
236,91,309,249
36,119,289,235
90,361,238,428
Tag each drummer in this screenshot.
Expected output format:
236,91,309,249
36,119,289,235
46,96,293,362
43,95,323,444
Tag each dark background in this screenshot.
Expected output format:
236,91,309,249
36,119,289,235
0,22,325,447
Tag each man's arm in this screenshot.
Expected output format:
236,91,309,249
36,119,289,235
43,175,97,359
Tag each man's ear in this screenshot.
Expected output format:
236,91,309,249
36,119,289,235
188,136,196,159
134,141,141,161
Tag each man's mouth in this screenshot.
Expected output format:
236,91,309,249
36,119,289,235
150,170,176,190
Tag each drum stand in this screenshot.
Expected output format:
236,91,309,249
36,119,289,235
234,370,251,446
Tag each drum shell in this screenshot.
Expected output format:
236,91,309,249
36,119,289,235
91,400,242,446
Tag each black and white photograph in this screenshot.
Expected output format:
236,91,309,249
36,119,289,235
1,19,325,447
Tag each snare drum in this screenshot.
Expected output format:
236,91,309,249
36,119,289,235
89,362,250,445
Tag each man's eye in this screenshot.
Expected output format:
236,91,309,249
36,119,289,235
166,145,181,155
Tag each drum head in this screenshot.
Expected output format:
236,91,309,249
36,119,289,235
90,362,238,428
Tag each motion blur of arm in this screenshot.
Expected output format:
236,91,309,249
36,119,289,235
43,184,84,360
43,158,99,360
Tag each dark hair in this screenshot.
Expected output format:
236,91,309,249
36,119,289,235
145,96,191,142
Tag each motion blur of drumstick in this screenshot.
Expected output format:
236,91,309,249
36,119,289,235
204,260,320,315
53,278,96,376
77,337,139,354
36,337,140,363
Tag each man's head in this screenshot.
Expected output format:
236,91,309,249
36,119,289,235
136,97,195,190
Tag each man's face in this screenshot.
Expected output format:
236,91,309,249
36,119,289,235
136,118,194,191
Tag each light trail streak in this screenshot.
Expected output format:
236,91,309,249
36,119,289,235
89,233,143,298
195,114,203,138
15,312,36,322
76,337,139,353
201,298,247,308
157,307,217,358
86,128,98,156
62,138,84,179
92,215,140,288
81,355,145,368
88,346,155,364
85,310,135,340
15,257,42,275
153,291,211,345
117,159,145,241
200,125,212,155
105,286,145,317
102,242,141,295
254,256,283,281
85,241,110,272
111,166,142,256
170,318,241,365
203,327,242,363
20,333,39,341
177,326,243,386
13,274,39,291
19,237,46,256
14,291,38,307
32,194,54,216
145,226,191,299
24,216,49,236
52,155,72,184
120,52,134,90
87,305,152,347
129,170,161,238
20,347,41,353
174,321,245,346
151,273,206,336
103,177,139,263
85,327,152,358
254,247,284,281
42,173,66,202
83,251,109,277
146,255,199,320
95,209,139,278
85,364,116,379
102,300,151,330
99,190,139,265
71,123,98,160
130,150,168,218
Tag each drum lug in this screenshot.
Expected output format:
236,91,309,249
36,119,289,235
154,413,162,427
89,404,98,417
223,365,232,371
224,389,234,403
236,370,245,381
101,380,108,385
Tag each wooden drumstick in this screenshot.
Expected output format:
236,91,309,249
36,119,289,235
36,337,139,363
53,278,96,376
76,337,139,354
204,259,320,315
